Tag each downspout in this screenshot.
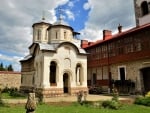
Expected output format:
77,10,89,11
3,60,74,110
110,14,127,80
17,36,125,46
107,42,112,91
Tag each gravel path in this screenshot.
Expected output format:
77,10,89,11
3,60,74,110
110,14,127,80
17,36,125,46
2,94,134,104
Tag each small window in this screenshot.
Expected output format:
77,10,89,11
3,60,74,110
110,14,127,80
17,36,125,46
92,73,97,85
56,31,58,39
118,66,126,81
45,31,48,40
32,76,35,85
141,1,149,16
64,31,67,39
21,76,23,84
37,29,41,40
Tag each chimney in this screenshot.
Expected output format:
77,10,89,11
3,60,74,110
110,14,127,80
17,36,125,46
103,30,112,40
81,40,89,48
118,24,122,33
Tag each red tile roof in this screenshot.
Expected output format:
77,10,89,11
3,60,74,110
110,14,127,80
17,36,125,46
84,23,150,49
0,71,21,74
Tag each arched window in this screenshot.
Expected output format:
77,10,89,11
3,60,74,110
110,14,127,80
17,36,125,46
37,29,41,40
141,1,149,16
76,64,82,85
21,76,23,84
32,76,35,85
64,31,67,39
56,31,58,39
50,61,57,85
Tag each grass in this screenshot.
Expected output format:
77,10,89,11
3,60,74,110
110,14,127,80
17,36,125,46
0,102,150,113
1,92,26,99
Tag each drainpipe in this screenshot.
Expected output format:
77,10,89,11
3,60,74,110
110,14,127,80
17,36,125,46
107,42,112,92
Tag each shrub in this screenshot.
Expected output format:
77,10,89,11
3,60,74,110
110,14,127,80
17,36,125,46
102,100,112,108
145,91,150,97
134,91,150,106
89,86,102,94
102,100,121,110
2,87,26,98
134,96,150,106
1,86,9,93
0,88,4,106
101,89,122,110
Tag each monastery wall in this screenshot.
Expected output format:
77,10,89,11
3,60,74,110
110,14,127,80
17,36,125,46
0,71,21,89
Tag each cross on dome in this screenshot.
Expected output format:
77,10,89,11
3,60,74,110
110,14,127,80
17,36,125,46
54,7,69,26
42,10,45,20
57,7,64,20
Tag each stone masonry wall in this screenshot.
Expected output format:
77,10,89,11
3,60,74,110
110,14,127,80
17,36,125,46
110,58,150,92
0,71,21,89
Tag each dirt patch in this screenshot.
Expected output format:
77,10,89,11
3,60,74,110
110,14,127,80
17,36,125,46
119,99,134,104
46,102,73,106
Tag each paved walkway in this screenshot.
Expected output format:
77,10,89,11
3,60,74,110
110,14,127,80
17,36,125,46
2,94,135,104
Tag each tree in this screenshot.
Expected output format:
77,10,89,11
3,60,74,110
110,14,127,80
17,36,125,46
7,64,13,71
0,63,5,71
0,62,14,71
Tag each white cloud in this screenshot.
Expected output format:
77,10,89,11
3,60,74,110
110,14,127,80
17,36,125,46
65,9,75,21
0,0,69,71
83,2,91,10
68,1,74,8
81,0,136,40
47,9,57,23
80,28,103,41
0,54,23,71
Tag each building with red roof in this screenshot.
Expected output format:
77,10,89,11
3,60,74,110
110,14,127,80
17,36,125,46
81,0,150,94
82,22,150,94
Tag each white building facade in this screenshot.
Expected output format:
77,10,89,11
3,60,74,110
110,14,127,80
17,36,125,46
20,18,88,98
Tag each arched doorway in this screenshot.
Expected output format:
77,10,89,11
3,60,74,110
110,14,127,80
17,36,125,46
50,61,57,85
141,67,150,92
63,73,69,93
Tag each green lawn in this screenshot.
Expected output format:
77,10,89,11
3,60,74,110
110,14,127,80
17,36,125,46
0,103,150,113
1,92,26,99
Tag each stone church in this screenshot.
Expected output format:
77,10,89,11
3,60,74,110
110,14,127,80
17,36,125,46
20,16,88,98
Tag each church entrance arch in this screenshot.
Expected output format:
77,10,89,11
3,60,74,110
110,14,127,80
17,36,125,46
63,73,69,93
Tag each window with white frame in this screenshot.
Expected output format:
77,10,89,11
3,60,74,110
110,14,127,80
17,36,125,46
118,66,126,81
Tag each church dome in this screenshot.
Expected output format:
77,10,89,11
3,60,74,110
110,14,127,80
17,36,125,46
32,17,51,27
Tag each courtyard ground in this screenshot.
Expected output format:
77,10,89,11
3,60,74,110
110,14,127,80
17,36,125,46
2,94,134,104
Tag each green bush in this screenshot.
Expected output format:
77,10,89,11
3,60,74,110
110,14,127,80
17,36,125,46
134,91,150,106
134,96,150,106
0,89,4,106
101,90,121,110
145,91,150,97
102,100,112,108
102,100,121,110
2,87,26,98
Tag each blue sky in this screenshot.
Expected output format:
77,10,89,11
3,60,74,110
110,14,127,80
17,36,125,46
56,0,90,31
0,0,136,71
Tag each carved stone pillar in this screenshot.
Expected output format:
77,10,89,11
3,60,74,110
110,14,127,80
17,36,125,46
25,93,36,113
